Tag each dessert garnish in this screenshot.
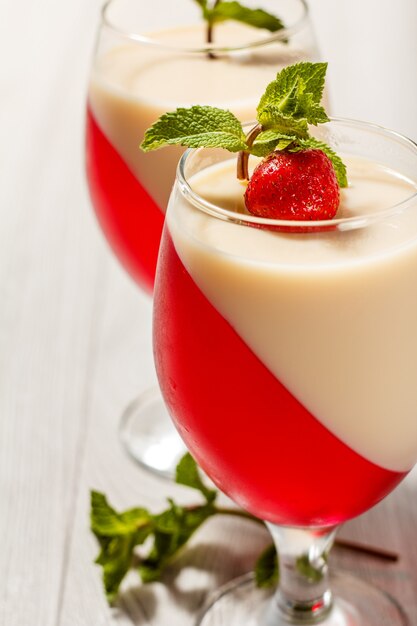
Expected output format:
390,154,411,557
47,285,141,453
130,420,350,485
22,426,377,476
141,62,347,221
193,0,286,47
90,453,260,603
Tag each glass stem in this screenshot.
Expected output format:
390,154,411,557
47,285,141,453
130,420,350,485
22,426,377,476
266,523,338,624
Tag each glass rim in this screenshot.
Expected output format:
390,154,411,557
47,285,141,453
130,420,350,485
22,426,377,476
176,117,417,233
100,0,309,52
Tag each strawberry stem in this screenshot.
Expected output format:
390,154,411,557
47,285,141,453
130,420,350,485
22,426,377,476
237,123,263,180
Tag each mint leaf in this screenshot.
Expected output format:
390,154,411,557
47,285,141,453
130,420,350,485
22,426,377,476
257,106,310,139
175,452,217,504
91,492,153,602
139,498,215,582
238,61,346,185
91,491,150,536
257,62,329,130
141,106,247,153
210,2,285,32
193,0,285,34
251,130,296,157
95,534,139,603
254,543,278,588
91,475,217,602
140,62,347,195
294,137,348,188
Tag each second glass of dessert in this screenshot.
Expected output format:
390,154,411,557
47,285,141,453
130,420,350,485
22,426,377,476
85,0,322,477
152,63,417,623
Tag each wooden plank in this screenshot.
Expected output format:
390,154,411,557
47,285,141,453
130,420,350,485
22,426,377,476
57,248,271,625
0,0,107,624
334,470,417,620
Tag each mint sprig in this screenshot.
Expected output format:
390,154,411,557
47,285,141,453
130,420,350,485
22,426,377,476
175,450,217,502
91,493,153,603
208,1,285,32
91,453,261,603
140,62,348,189
249,129,297,156
257,62,328,129
141,106,247,153
194,0,285,43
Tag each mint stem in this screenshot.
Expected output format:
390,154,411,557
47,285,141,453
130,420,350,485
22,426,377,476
237,123,263,180
185,502,264,526
215,506,265,525
207,0,221,59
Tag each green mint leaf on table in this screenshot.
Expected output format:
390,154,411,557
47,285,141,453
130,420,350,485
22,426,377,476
91,491,151,536
176,451,217,503
140,106,248,153
91,455,266,603
140,62,348,189
90,492,153,603
91,486,218,602
139,498,216,582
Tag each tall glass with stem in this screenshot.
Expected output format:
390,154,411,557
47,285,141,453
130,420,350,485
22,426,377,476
153,118,417,623
85,0,322,477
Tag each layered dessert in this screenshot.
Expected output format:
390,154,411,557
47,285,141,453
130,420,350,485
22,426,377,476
154,153,417,526
86,22,319,290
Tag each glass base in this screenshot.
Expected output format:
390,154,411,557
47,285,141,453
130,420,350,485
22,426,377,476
197,572,410,626
119,386,186,479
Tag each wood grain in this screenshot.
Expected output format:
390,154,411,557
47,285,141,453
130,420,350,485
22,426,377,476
0,1,416,625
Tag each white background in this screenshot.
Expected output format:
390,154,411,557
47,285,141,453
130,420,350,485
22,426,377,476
308,0,417,140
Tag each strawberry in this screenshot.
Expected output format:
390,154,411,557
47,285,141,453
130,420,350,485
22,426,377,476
244,149,340,221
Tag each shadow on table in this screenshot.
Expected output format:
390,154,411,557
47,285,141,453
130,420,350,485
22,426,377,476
113,542,258,624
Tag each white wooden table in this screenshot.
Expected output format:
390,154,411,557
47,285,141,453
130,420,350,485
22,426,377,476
1,1,417,624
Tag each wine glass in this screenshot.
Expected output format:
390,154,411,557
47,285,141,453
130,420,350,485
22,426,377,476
85,0,323,477
153,118,417,623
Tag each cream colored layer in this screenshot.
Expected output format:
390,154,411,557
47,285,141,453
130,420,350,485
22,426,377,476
168,156,417,472
89,22,317,210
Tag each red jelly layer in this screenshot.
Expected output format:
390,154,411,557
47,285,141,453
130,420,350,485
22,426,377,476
153,231,407,527
85,106,164,293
